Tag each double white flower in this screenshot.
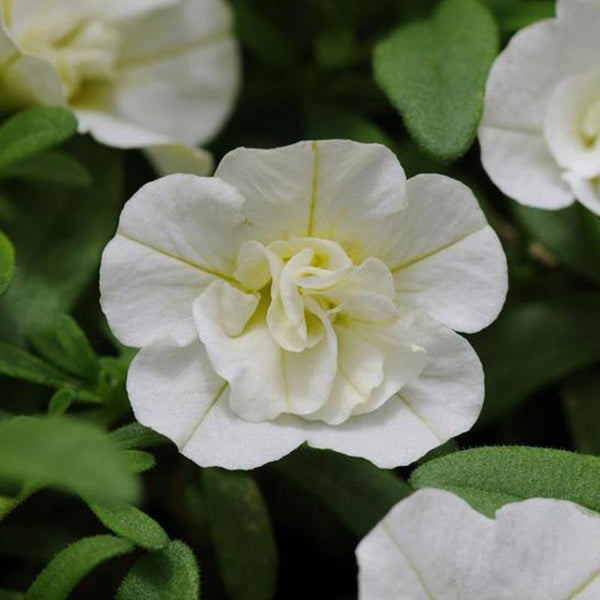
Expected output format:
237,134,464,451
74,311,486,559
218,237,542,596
0,0,239,168
101,140,507,469
480,0,600,215
357,489,600,599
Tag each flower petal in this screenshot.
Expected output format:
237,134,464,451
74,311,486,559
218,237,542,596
144,144,214,177
563,171,600,216
100,174,248,347
357,488,600,600
103,0,179,22
305,315,483,467
127,340,305,470
215,140,407,257
385,174,507,333
0,22,63,109
193,281,338,421
105,0,239,147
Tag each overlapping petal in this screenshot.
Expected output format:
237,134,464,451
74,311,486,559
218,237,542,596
357,488,600,600
384,175,507,333
215,140,407,259
100,174,248,348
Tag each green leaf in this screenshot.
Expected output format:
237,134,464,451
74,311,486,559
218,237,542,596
563,369,600,455
31,314,99,382
0,342,73,387
0,231,14,296
0,415,140,504
0,107,77,169
374,0,499,159
48,388,78,416
23,535,135,600
0,150,91,187
86,499,169,550
489,0,554,33
110,422,169,450
116,540,200,600
275,447,411,537
120,450,157,474
203,469,277,600
513,203,600,285
410,446,600,517
472,294,600,425
0,139,123,344
0,589,23,600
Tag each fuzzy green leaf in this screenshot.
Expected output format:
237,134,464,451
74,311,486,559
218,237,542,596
276,447,411,537
0,107,77,169
120,450,157,474
203,469,277,600
0,416,139,504
110,422,169,450
86,499,169,550
0,150,91,187
116,540,200,600
374,0,499,159
472,294,600,425
23,535,135,600
0,231,14,296
410,446,600,517
0,343,73,387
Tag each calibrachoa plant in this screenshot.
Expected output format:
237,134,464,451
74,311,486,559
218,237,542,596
0,0,600,598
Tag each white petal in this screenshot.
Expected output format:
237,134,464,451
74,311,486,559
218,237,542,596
357,489,600,600
0,22,64,108
543,70,600,179
102,0,179,22
193,281,338,421
385,175,508,333
215,140,407,256
564,171,600,216
479,126,574,210
556,0,600,72
357,489,493,600
127,340,305,470
306,315,483,467
100,174,248,347
107,0,239,147
144,144,214,177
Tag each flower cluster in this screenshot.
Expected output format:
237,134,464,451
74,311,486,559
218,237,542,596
100,140,507,469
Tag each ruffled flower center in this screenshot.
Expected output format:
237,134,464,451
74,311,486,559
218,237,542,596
192,236,428,425
16,12,120,100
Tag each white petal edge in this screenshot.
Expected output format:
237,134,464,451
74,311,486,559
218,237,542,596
357,488,600,600
100,174,248,347
127,340,305,470
385,174,508,333
215,140,407,259
144,144,214,177
304,314,484,468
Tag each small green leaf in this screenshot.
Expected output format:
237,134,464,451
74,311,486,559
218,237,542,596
0,231,14,296
0,107,77,170
31,314,99,382
120,450,157,474
0,343,73,387
48,388,78,416
472,294,600,425
563,369,600,455
23,535,135,600
203,469,277,600
86,499,169,550
374,0,499,159
513,203,600,285
110,422,169,450
275,447,411,537
410,446,600,517
0,150,91,187
0,416,140,504
116,540,200,600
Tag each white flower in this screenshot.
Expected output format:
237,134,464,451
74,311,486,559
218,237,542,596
100,140,507,470
0,0,239,172
357,488,600,600
480,0,600,215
